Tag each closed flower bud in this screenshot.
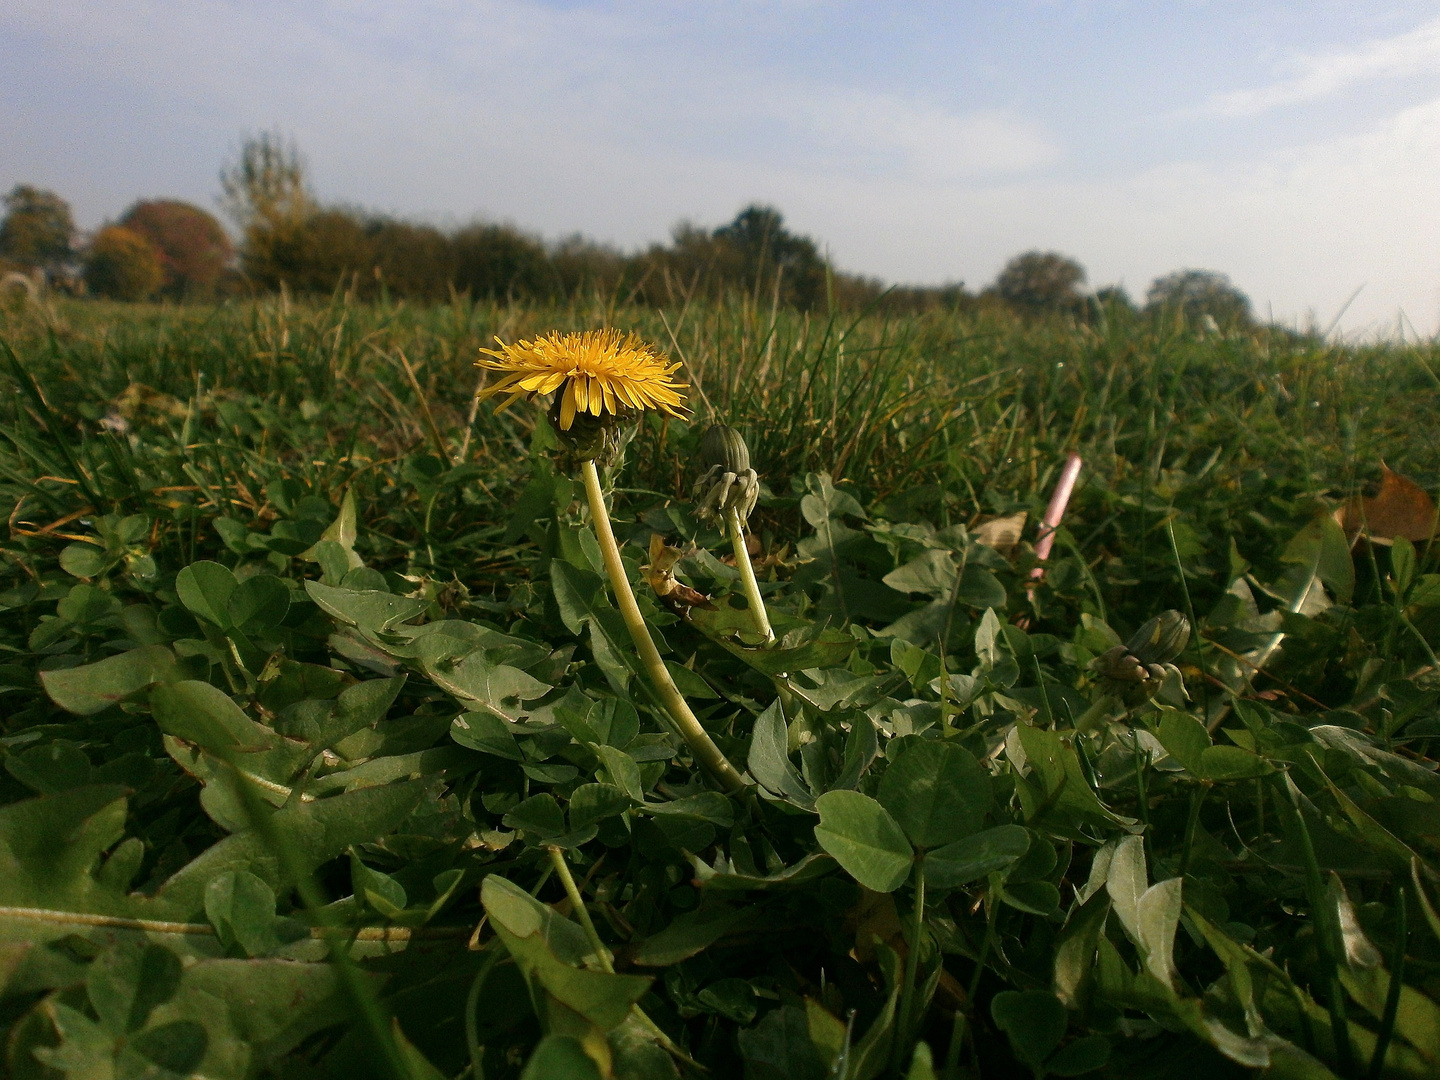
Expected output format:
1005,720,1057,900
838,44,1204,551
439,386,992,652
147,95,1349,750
692,424,760,525
1125,611,1191,667
700,424,751,475
1091,611,1191,704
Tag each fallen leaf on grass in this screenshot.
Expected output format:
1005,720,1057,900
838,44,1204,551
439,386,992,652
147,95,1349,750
641,533,713,611
1334,465,1437,544
973,511,1028,555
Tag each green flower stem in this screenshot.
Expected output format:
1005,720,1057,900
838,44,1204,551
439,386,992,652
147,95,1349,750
547,844,694,1066
581,458,747,794
464,946,504,1080
892,855,927,1077
1073,694,1118,735
726,503,774,645
548,845,614,971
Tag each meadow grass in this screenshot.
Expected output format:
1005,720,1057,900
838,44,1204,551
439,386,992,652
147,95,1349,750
3,293,1436,627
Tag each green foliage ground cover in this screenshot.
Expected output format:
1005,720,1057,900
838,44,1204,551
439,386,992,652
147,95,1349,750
1,294,1439,1079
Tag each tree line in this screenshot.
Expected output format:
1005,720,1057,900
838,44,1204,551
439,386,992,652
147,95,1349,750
1,133,1254,327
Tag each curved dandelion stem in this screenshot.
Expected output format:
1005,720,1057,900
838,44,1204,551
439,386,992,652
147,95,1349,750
725,504,774,645
547,845,613,972
580,459,746,793
546,845,698,1067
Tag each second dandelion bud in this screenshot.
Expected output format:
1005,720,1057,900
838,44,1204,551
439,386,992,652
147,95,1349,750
693,424,773,645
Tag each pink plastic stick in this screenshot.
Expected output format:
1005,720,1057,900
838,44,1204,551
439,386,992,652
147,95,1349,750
1030,453,1083,578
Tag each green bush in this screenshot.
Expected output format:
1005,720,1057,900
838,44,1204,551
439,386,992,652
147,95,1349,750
0,184,74,272
84,225,164,300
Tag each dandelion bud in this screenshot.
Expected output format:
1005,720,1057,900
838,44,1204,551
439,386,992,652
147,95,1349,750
692,424,760,525
1125,611,1191,667
1091,610,1190,704
700,424,751,475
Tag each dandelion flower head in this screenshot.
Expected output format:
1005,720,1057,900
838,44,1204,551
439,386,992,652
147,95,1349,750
476,329,690,430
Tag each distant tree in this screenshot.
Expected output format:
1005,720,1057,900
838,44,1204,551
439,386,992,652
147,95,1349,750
1085,285,1139,328
452,223,553,300
1092,285,1136,313
551,234,629,300
993,251,1087,314
220,133,315,287
85,226,164,300
0,185,75,273
631,206,830,308
1145,269,1253,329
283,209,374,295
712,204,828,309
119,200,233,298
368,219,455,301
220,132,310,231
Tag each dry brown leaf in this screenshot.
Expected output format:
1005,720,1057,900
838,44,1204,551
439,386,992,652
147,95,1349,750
973,511,1028,555
641,533,685,597
1334,465,1437,544
842,888,969,1008
641,533,712,611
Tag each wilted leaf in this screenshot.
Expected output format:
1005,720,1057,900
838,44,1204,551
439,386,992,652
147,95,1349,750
973,511,1028,554
1335,464,1437,543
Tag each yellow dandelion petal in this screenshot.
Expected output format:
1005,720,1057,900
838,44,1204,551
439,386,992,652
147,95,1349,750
560,380,578,430
491,391,526,415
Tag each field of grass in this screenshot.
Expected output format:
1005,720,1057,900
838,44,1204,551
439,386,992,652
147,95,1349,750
1,294,1439,1080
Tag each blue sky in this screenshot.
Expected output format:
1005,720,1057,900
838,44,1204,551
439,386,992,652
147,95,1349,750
3,1,1439,333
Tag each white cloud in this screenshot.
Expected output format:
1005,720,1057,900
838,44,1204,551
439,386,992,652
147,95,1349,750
799,93,1059,180
788,95,1440,335
1205,16,1440,116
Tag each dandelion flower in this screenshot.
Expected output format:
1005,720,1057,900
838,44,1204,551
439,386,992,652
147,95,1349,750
476,329,690,430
